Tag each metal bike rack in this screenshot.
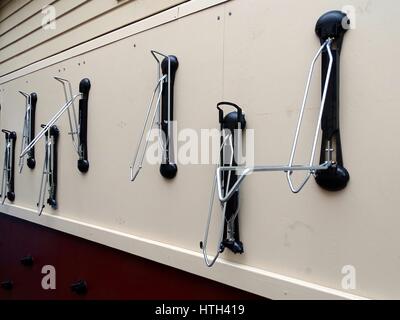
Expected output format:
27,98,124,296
1,130,17,204
37,125,59,216
200,102,246,267
20,78,91,173
130,50,179,181
18,91,37,172
201,11,351,267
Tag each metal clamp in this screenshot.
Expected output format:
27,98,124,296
1,130,17,204
20,78,91,173
37,125,59,216
130,51,179,181
18,91,37,172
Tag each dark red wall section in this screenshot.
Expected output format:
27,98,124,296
0,213,262,300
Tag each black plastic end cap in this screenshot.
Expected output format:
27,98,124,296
30,92,38,105
47,199,57,209
78,159,89,173
315,10,349,43
222,240,244,254
21,255,34,267
30,92,37,103
79,78,91,95
223,112,246,131
50,125,59,138
7,192,15,202
27,157,36,169
160,163,177,179
71,280,88,295
315,164,350,191
9,131,17,141
161,55,179,74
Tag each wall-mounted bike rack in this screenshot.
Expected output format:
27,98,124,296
37,124,59,216
200,102,246,267
18,91,37,172
1,130,17,204
130,50,179,181
20,78,91,173
201,10,351,267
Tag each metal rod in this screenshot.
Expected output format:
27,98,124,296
202,134,234,267
201,173,226,267
216,162,331,204
20,93,82,158
130,75,166,181
54,77,79,155
286,38,333,193
151,50,170,162
37,129,50,216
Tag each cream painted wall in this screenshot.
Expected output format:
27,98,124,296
0,0,187,75
0,0,398,299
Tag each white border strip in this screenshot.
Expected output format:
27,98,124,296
0,203,368,300
0,0,230,84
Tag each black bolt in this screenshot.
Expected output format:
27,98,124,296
21,255,34,267
1,280,13,291
71,280,88,295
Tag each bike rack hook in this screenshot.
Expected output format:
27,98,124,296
18,91,37,172
130,50,179,181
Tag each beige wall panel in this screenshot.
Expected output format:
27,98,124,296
1,0,132,63
0,0,187,75
0,0,31,22
0,0,12,10
0,0,398,299
0,0,83,47
0,0,56,36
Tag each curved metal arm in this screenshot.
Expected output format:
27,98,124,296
130,75,166,181
286,38,333,193
216,162,331,204
20,93,82,158
37,128,50,216
201,174,226,267
201,134,235,267
37,125,58,216
54,77,79,154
